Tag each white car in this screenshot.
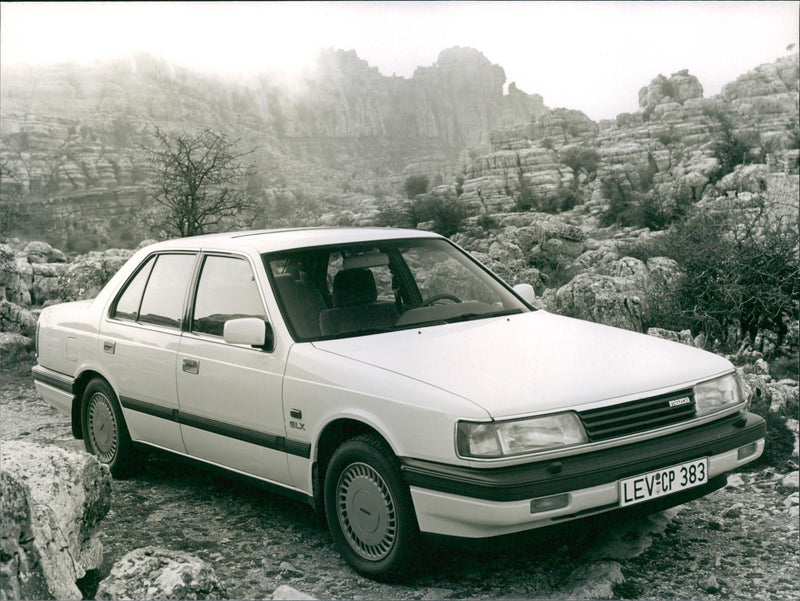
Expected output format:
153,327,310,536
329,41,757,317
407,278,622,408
33,228,766,579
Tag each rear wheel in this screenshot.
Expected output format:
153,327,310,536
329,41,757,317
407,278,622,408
324,433,419,581
81,378,135,478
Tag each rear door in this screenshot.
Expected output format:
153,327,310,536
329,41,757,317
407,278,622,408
101,252,197,452
176,253,293,485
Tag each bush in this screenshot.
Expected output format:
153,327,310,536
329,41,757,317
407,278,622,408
539,187,582,214
600,158,689,230
624,196,799,349
409,196,467,238
476,214,499,231
703,105,752,180
747,392,796,469
403,174,430,199
559,147,601,180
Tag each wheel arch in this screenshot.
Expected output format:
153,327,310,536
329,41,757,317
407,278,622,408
71,369,110,439
312,418,394,513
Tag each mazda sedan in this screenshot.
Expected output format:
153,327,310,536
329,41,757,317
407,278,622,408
32,228,766,579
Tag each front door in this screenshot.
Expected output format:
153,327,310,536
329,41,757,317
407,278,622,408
176,253,292,485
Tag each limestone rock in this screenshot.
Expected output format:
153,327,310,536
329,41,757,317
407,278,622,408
58,248,133,301
560,561,625,599
23,241,67,264
0,331,33,356
647,327,696,347
96,547,226,600
639,70,704,110
555,272,646,332
271,584,317,600
0,472,51,600
0,299,37,337
780,471,799,491
1,441,112,600
0,244,31,306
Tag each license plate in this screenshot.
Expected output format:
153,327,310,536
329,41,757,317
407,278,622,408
619,458,708,507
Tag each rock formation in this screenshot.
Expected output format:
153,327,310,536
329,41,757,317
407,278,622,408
1,442,112,600
96,547,226,600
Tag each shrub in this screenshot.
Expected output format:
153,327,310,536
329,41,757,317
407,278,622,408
409,195,467,238
559,146,601,180
476,214,499,231
539,187,581,214
403,174,429,199
703,105,752,180
770,355,800,381
624,196,799,349
747,392,796,469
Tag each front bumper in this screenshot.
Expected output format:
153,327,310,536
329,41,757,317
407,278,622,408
403,411,765,538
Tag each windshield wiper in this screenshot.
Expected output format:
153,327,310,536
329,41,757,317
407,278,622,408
442,309,523,324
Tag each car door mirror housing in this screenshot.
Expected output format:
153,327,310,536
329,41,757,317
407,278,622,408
223,317,273,350
513,283,536,304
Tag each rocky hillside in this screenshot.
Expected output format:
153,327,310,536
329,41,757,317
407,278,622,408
0,48,544,247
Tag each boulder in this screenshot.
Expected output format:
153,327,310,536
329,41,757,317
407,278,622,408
0,299,38,337
555,272,645,332
272,585,317,600
0,472,51,600
30,263,67,306
0,245,32,306
96,547,226,600
560,561,625,599
23,241,67,264
1,441,112,600
58,249,133,301
0,331,34,356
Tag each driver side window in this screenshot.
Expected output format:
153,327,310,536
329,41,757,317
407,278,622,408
192,256,265,337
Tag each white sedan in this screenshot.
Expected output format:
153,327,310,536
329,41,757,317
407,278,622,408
32,227,765,580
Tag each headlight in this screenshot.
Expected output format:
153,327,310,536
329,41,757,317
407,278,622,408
457,412,588,458
694,374,743,416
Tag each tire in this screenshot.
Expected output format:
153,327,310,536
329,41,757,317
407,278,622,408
81,378,135,478
324,433,419,581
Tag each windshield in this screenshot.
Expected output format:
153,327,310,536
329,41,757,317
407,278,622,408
263,238,530,341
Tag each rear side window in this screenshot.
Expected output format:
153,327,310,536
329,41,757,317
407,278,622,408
137,254,196,328
192,255,265,337
112,255,156,321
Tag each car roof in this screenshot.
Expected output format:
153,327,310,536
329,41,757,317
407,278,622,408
141,227,443,255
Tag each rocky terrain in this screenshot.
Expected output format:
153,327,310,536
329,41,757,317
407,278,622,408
1,46,799,600
1,359,798,600
2,49,797,248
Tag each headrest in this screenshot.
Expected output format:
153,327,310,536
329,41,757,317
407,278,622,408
332,269,377,306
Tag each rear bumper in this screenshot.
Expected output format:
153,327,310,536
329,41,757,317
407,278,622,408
32,364,75,415
404,412,765,538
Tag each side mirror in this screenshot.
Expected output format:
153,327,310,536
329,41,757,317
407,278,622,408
223,317,274,351
513,283,536,305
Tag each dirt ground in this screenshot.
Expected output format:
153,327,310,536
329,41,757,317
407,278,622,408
2,362,798,600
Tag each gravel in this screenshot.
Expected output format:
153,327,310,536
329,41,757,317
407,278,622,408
3,363,798,600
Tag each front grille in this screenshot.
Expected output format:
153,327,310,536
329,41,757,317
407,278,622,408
578,389,696,441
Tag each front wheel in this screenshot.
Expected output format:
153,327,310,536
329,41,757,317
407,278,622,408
324,434,419,581
81,378,135,478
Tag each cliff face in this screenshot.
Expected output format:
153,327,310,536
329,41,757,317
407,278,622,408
271,47,544,166
1,50,797,250
1,48,544,245
458,55,799,214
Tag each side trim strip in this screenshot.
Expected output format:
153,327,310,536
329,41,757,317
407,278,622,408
118,397,311,459
32,365,74,394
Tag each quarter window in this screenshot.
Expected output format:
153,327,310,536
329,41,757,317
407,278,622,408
192,256,265,337
137,254,196,328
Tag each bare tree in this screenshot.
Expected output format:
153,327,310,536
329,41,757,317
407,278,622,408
146,127,256,237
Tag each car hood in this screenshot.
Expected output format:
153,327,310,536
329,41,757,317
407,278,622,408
311,311,733,418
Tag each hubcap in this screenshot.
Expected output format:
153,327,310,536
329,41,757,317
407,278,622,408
337,462,397,561
88,392,118,463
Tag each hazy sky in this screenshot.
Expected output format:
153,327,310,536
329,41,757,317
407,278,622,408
1,1,797,121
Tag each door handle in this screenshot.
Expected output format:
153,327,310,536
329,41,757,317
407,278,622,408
182,358,199,375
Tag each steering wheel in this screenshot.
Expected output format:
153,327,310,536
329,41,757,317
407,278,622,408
421,293,462,306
